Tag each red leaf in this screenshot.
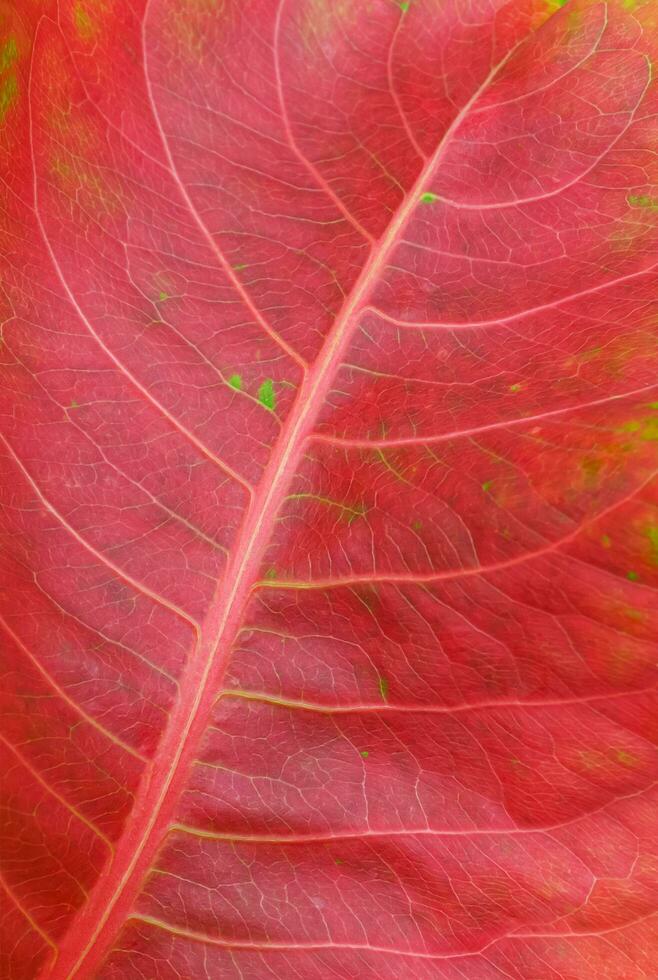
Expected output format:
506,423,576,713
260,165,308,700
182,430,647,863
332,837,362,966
2,0,658,976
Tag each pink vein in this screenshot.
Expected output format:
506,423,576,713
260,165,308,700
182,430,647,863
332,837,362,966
0,432,200,636
47,23,526,980
308,382,658,449
0,611,145,762
219,684,657,716
127,912,501,960
25,47,254,500
385,6,427,162
437,66,652,214
468,5,607,117
170,775,658,843
0,870,57,956
143,45,309,372
272,3,376,243
515,908,658,938
360,257,658,329
0,732,113,848
258,470,657,589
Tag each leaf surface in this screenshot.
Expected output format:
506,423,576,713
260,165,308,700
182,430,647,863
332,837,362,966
1,0,658,977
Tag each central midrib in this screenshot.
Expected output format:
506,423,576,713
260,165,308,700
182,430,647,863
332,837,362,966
45,46,515,980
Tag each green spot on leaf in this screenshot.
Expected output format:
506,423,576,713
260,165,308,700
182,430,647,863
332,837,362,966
482,480,493,493
508,383,522,393
642,418,658,441
0,37,18,74
378,676,389,701
627,570,639,581
627,193,658,210
0,73,17,124
73,1,98,41
600,534,612,549
619,410,658,443
399,1,410,10
228,373,243,391
263,566,277,580
360,750,369,758
232,263,248,271
158,291,169,302
258,378,275,411
581,456,604,486
420,192,438,204
411,518,423,530
645,525,658,565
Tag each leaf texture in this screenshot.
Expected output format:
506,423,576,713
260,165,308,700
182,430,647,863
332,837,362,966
1,0,658,977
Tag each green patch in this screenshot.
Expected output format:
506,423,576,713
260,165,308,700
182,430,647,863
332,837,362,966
617,409,658,443
600,534,612,549
579,346,602,361
508,383,522,393
627,570,639,581
399,0,410,9
642,418,658,441
300,0,360,47
263,566,277,580
627,193,658,210
0,73,17,123
354,584,379,612
73,1,98,40
360,750,369,758
334,858,344,865
411,518,423,531
616,749,638,766
232,263,248,271
50,153,122,215
580,456,604,486
482,480,493,493
228,373,243,391
645,525,658,565
420,192,438,204
0,37,18,74
158,291,169,302
378,676,389,701
69,400,79,409
257,378,276,411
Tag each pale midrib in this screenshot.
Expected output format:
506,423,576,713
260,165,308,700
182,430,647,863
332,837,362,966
42,36,520,980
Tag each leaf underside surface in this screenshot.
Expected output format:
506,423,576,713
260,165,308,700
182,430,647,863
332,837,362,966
1,0,658,977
